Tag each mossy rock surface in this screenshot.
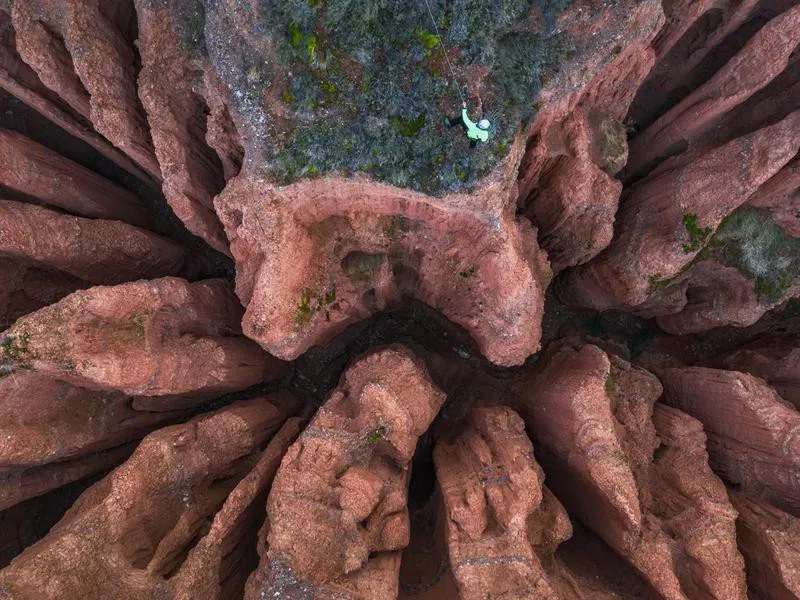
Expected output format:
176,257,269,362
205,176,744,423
201,0,573,194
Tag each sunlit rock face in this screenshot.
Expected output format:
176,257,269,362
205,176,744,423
1,0,800,598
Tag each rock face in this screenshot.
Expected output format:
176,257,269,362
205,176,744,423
556,3,800,334
0,199,186,284
10,0,160,178
517,0,663,272
216,175,551,367
717,334,800,408
658,366,800,516
729,493,800,599
520,340,747,599
0,277,284,403
0,394,299,599
0,127,149,226
433,404,565,600
248,346,446,599
135,0,230,255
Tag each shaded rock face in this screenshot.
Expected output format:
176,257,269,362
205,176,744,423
658,365,800,516
433,404,565,599
0,394,299,599
249,346,446,599
216,175,551,367
519,340,747,600
556,3,800,334
2,0,800,598
1,277,284,402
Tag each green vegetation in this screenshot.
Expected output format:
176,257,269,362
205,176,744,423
1,332,31,376
296,283,337,326
648,273,676,294
604,369,617,397
205,0,574,194
681,214,714,253
366,425,387,445
698,207,800,304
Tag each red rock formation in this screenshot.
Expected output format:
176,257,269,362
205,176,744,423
717,334,800,409
0,394,298,599
216,175,550,367
0,371,187,471
0,443,135,512
658,366,800,516
433,404,565,599
135,1,231,256
747,154,800,237
557,109,800,312
1,277,284,402
729,493,800,599
11,0,160,179
625,5,800,179
649,404,747,600
0,127,149,226
520,341,747,599
0,9,154,184
0,199,186,284
0,260,85,331
518,0,663,271
248,346,446,599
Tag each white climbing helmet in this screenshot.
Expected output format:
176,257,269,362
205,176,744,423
478,118,491,130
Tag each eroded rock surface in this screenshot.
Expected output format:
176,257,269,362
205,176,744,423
1,277,284,403
0,199,186,284
729,493,800,599
248,346,446,599
216,175,551,367
658,365,800,515
520,340,747,599
717,333,800,408
0,394,298,599
434,404,565,599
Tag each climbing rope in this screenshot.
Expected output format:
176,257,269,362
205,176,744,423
421,0,466,105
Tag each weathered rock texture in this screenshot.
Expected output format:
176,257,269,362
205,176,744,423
520,340,747,599
0,371,191,510
658,366,800,516
0,127,149,226
216,175,551,367
1,277,284,403
10,0,160,178
135,0,231,256
729,493,800,599
557,3,800,333
518,0,663,272
717,333,800,409
433,404,565,599
248,346,446,599
0,394,298,599
0,199,186,284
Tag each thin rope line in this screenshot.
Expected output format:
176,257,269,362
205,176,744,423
422,0,466,105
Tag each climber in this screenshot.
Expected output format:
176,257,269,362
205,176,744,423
445,101,491,147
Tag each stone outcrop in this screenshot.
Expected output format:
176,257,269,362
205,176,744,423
1,277,284,403
216,175,551,367
658,366,800,516
10,0,160,178
135,0,230,255
0,394,298,599
0,199,186,284
518,0,663,272
520,340,747,599
717,333,800,409
433,404,566,599
0,127,149,226
729,493,800,599
247,346,446,599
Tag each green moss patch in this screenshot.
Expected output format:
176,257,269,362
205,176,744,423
698,207,800,303
681,214,714,253
296,283,338,326
205,0,573,194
